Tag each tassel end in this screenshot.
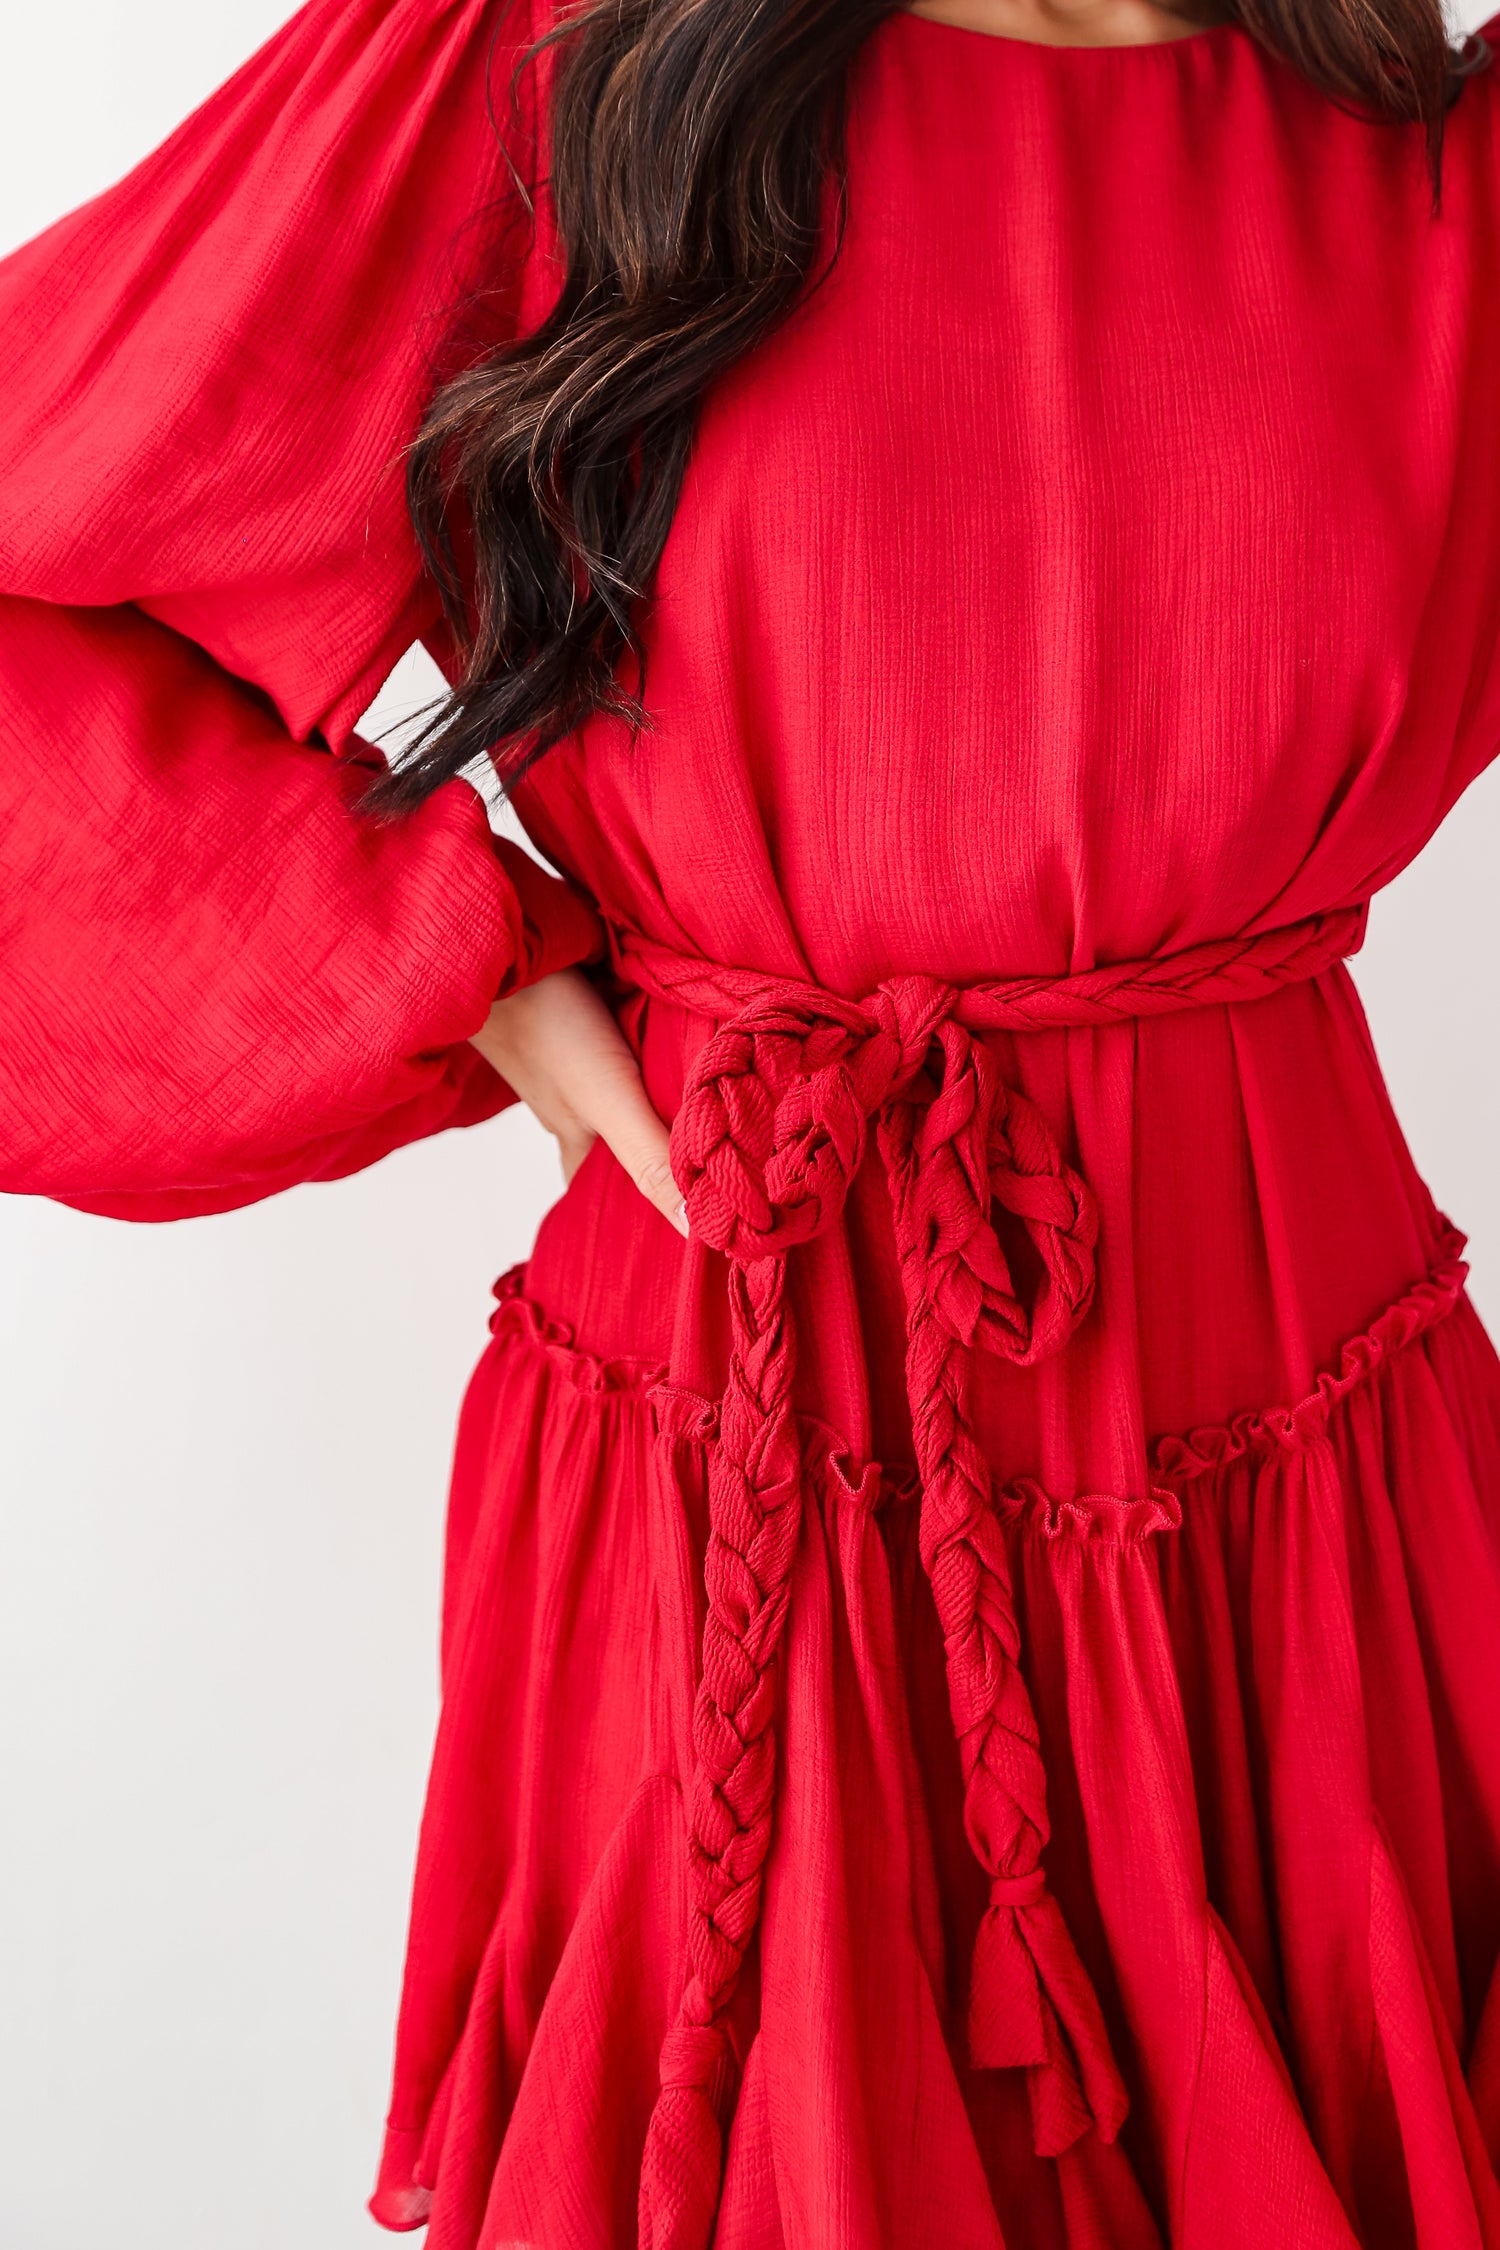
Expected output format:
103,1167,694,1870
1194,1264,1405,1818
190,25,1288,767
967,1883,1130,2159
638,2022,738,2250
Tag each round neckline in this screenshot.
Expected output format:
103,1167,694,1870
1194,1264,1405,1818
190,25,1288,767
888,4,1241,51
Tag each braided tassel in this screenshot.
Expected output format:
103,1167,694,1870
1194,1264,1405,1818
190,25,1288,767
639,1253,806,2250
878,1062,1128,2159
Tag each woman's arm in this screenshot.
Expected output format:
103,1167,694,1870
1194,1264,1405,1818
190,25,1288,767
0,0,615,1220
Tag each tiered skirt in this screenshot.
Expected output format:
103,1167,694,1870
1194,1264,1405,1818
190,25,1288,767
370,1219,1500,2248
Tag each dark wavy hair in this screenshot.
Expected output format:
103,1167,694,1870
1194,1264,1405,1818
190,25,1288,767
363,0,1492,818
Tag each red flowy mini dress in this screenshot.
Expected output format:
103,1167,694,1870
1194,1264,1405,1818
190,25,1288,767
7,1,1500,2242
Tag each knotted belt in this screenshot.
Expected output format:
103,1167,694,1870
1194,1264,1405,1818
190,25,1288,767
619,904,1369,2249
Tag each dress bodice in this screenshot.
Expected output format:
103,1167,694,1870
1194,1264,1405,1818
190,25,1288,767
517,11,1500,991
514,13,1500,1479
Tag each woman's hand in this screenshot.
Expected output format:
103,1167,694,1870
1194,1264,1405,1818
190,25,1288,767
470,968,689,1236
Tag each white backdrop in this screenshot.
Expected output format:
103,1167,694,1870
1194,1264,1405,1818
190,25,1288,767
2,7,1498,2246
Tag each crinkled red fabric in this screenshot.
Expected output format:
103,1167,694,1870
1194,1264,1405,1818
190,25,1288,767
0,0,599,1218
10,2,1500,2243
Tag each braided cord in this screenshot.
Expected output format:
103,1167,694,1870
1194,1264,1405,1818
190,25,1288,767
609,903,1367,1037
639,985,961,2245
877,1043,1128,2158
638,1257,808,2249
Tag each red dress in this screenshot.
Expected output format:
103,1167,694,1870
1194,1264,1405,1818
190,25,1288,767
7,2,1500,2242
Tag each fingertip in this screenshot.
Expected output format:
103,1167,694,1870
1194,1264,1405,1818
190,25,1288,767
671,1196,690,1240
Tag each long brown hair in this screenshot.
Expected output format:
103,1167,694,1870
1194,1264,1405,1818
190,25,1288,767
364,0,1491,818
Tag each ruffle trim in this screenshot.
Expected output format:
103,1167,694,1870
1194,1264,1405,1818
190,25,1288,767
489,1262,668,1394
998,1477,1183,1544
1152,1218,1470,1488
650,1375,895,1514
489,1219,1471,1535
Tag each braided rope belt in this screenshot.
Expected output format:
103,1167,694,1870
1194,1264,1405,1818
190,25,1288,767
613,903,1369,2248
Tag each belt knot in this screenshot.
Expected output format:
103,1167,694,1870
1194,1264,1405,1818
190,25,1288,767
667,968,959,1262
669,966,1097,1371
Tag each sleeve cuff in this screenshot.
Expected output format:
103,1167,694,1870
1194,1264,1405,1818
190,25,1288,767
491,834,607,994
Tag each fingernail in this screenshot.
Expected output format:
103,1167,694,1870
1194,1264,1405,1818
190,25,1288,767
671,1196,690,1240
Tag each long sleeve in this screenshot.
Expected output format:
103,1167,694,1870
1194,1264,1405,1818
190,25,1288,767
0,0,597,1222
